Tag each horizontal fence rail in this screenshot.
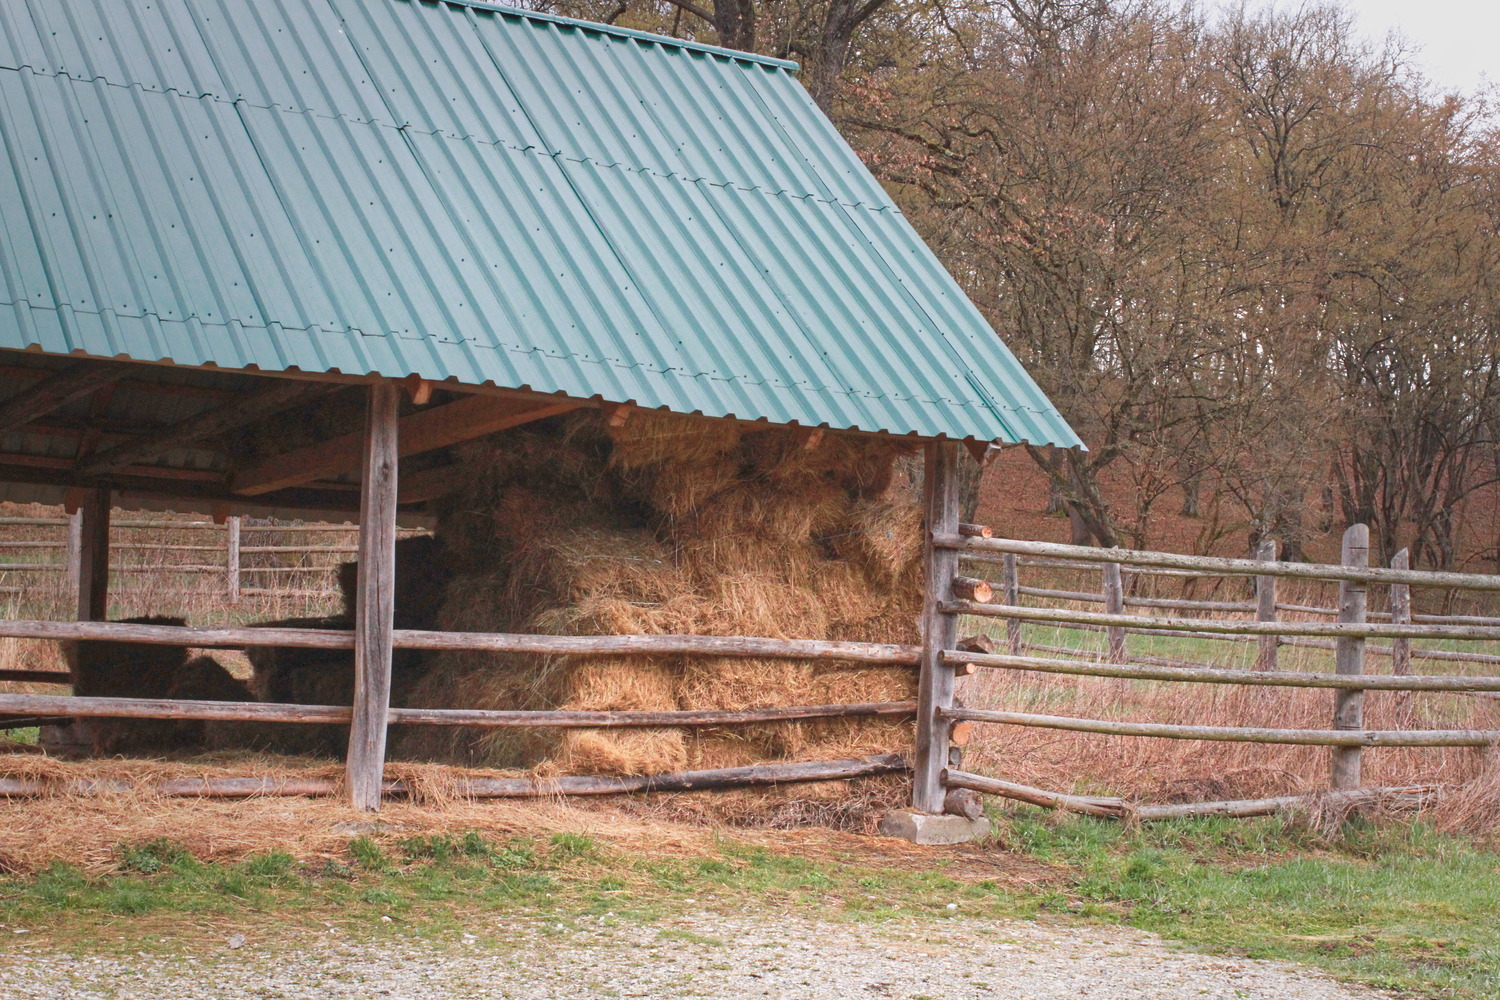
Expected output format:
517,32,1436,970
0,692,916,729
0,754,910,800
943,707,1500,747
940,534,1500,591
0,619,922,663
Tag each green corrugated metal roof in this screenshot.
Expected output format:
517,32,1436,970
0,0,1081,447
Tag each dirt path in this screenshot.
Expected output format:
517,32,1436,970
0,911,1390,999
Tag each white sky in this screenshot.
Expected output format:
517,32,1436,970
1306,0,1498,95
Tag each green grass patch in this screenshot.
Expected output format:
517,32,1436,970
0,819,1494,998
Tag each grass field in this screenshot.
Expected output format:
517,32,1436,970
0,810,1494,999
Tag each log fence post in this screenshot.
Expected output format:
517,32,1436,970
345,382,400,812
1331,523,1368,791
1102,559,1125,663
1255,539,1278,671
912,439,961,814
1002,552,1022,656
65,510,83,599
77,485,111,625
1390,548,1411,676
226,515,241,602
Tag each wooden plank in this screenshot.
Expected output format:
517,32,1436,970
943,599,1500,640
913,440,961,814
1256,539,1278,671
1001,552,1022,655
226,515,241,601
947,649,1500,692
0,755,909,799
0,618,922,662
232,394,581,496
942,769,1124,817
1332,525,1368,791
0,362,131,433
76,380,332,476
347,383,400,812
944,706,1500,747
0,692,912,727
1390,549,1412,676
942,535,1500,592
76,486,110,625
1102,561,1125,663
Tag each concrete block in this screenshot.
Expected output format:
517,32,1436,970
878,810,991,845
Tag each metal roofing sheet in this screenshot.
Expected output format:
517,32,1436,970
0,0,1080,447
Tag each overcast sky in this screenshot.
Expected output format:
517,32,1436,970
1288,0,1499,95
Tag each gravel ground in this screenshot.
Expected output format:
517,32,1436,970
0,913,1390,999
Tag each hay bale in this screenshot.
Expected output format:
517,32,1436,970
73,616,189,755
397,411,923,783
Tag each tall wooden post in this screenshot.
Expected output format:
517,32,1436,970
1102,560,1125,663
1331,523,1368,791
76,484,111,626
1002,552,1022,656
65,510,83,598
226,515,242,601
345,383,400,812
1390,548,1411,676
912,440,961,814
1255,539,1278,671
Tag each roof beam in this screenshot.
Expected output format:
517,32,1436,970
231,392,584,497
0,362,132,433
76,379,335,478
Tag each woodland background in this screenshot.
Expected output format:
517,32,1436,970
529,0,1500,570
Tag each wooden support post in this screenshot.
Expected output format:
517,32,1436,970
913,440,961,814
1331,524,1369,791
226,515,241,601
65,510,83,598
1390,548,1411,676
1102,559,1125,663
1002,552,1022,656
345,383,400,812
76,485,111,626
1255,539,1278,671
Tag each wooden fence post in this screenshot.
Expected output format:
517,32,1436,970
345,383,400,812
1390,548,1411,676
65,510,83,598
77,485,111,625
1002,552,1022,656
1102,559,1125,663
912,439,961,814
1331,523,1368,791
1255,539,1278,671
226,516,241,601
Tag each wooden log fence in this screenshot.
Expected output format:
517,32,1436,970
935,524,1500,826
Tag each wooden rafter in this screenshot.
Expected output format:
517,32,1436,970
0,362,131,434
231,392,583,496
77,379,335,477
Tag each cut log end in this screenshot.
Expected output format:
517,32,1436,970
959,523,994,539
950,721,974,746
952,576,994,604
956,634,997,655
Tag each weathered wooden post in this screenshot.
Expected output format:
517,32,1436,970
1002,552,1022,656
1390,548,1411,676
880,440,988,843
1255,539,1278,671
65,509,83,598
345,382,400,812
1331,523,1368,791
77,484,111,625
226,515,241,602
913,439,960,814
1102,559,1125,663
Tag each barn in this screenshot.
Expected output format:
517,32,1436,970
0,0,1078,834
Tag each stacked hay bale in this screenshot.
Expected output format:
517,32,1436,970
394,409,923,783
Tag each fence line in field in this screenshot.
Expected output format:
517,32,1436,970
939,525,1500,821
0,513,425,602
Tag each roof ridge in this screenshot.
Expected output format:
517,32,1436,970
425,0,801,71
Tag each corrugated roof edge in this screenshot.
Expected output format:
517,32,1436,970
426,0,801,71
